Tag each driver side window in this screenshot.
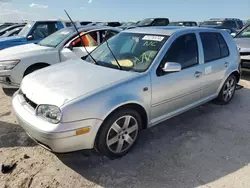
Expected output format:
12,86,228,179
162,33,199,69
72,31,98,47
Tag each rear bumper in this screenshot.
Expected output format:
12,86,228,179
12,93,103,153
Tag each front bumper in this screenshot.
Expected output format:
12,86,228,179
12,93,103,153
0,69,19,88
240,55,250,70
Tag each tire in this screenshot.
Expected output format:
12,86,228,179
96,108,142,159
216,74,237,105
24,64,49,77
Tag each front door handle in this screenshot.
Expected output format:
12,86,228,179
194,71,202,78
225,62,229,67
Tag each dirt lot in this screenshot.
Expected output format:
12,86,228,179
1,73,250,188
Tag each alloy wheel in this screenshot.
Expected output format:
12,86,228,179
223,77,236,102
106,115,139,154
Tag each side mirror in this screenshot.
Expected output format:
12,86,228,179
162,62,181,72
231,33,236,37
27,35,34,40
65,43,73,50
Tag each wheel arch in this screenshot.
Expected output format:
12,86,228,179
94,102,149,147
23,62,50,77
231,70,240,83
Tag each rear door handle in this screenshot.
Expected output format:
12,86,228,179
194,71,202,78
225,62,229,67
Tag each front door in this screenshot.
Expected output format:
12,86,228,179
151,33,203,124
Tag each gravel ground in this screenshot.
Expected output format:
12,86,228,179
1,72,250,188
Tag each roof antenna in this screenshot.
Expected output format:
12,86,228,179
64,10,97,64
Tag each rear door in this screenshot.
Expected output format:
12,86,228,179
198,32,230,99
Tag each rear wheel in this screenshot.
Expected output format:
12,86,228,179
96,109,142,159
216,74,237,104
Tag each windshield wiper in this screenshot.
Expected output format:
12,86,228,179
103,31,122,70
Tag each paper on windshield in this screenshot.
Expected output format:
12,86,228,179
111,59,133,67
142,35,164,42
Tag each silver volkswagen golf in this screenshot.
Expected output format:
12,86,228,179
13,27,241,158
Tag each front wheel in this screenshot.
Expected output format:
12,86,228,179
96,109,142,159
216,74,237,104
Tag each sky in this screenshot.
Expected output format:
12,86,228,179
0,0,249,23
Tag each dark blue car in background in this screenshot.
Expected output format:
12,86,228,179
0,20,65,50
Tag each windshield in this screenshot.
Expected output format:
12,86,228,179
18,22,34,37
85,32,168,72
137,18,154,26
38,27,75,47
235,25,250,38
200,21,223,26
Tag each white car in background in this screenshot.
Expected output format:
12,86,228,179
0,26,120,94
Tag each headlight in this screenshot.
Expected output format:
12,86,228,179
0,60,20,70
36,105,61,124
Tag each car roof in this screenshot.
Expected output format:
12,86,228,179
209,18,242,21
123,26,222,36
67,25,121,32
171,21,197,23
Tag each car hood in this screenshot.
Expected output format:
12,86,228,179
0,43,53,59
234,38,250,51
0,35,25,43
21,60,136,107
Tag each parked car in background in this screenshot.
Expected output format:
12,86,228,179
64,21,81,27
0,24,26,36
234,23,250,70
127,18,170,29
98,22,121,27
0,23,15,30
0,27,23,38
80,21,92,26
86,22,102,26
168,21,197,27
200,18,243,35
0,26,120,93
0,20,65,50
12,27,240,158
119,21,136,30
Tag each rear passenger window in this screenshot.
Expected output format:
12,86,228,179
163,33,199,69
200,33,221,63
217,33,229,58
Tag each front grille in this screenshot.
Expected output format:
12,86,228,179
240,52,250,56
23,94,37,109
19,90,38,109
